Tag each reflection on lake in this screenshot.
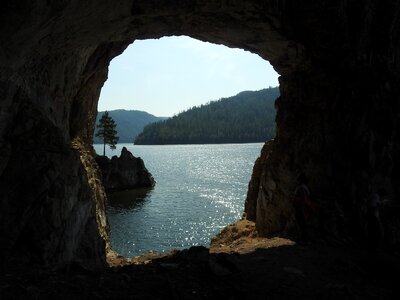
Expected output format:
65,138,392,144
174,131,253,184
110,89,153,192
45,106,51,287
107,188,154,210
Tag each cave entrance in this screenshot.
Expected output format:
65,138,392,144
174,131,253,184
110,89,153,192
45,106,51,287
4,1,399,273
95,36,279,257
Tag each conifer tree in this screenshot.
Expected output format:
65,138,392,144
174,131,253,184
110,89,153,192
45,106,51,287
95,111,119,156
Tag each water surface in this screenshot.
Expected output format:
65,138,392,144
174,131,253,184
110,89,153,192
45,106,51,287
94,143,263,257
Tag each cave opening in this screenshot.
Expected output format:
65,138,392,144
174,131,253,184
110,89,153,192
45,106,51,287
2,2,399,280
94,36,280,257
1,1,299,270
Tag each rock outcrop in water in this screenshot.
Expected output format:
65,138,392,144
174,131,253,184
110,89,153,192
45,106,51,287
0,1,400,270
95,147,155,192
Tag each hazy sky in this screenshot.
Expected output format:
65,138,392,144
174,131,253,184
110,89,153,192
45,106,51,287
98,36,279,117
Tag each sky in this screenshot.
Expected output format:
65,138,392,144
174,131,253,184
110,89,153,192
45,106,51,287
98,36,279,117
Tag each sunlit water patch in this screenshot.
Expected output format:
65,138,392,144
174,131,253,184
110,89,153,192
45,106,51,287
93,143,263,257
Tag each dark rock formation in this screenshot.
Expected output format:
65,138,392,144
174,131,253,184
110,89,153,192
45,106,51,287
3,240,399,300
95,147,155,192
0,0,400,270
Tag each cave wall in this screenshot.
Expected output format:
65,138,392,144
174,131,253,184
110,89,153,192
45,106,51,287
245,1,400,244
0,0,399,269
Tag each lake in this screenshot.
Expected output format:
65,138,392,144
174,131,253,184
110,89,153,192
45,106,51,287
93,143,263,257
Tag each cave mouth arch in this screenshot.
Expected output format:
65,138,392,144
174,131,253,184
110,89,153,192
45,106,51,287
1,2,299,270
95,36,279,257
2,1,399,270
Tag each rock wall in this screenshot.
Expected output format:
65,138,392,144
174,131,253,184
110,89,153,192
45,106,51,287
245,2,400,243
0,102,107,269
0,0,399,269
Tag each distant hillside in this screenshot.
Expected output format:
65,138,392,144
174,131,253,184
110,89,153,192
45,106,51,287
94,109,167,143
134,87,279,145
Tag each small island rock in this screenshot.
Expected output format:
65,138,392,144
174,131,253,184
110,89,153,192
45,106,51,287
95,147,155,192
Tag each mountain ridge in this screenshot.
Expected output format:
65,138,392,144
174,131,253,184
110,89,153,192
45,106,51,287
134,87,279,145
94,109,167,143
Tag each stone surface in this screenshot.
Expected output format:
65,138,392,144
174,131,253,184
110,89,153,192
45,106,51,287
2,222,399,299
0,0,400,270
95,147,155,192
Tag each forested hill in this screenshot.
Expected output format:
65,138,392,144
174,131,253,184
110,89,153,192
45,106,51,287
94,109,167,143
134,87,279,145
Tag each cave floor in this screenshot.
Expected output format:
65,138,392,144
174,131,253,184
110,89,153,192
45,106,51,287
1,221,399,300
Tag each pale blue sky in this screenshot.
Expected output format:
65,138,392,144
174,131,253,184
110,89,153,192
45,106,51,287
98,36,279,117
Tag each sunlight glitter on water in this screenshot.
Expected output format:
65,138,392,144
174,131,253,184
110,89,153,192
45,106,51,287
94,143,263,257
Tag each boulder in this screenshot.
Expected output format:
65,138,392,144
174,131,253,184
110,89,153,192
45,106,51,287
95,147,155,192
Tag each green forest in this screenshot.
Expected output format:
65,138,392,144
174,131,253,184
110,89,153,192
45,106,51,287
134,87,279,144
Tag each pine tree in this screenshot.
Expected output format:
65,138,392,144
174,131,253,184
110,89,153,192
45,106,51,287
95,111,119,156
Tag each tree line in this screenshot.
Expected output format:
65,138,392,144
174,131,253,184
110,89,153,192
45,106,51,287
134,87,279,145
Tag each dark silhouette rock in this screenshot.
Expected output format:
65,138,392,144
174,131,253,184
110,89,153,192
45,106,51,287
95,147,155,192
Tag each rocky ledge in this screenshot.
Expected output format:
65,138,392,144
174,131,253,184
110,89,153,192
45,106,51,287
95,147,155,192
2,219,399,300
